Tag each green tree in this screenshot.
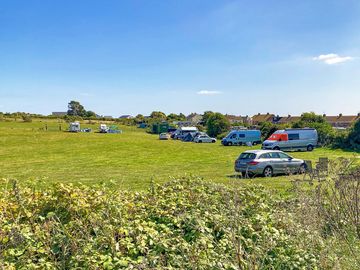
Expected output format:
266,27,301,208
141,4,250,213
85,111,97,118
67,101,86,117
300,112,325,123
292,112,334,146
202,111,214,125
150,111,167,121
167,113,186,122
259,122,279,140
206,112,230,137
346,119,360,150
135,114,145,123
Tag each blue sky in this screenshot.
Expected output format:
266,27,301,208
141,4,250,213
0,0,359,116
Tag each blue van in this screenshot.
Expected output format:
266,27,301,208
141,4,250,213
221,130,261,146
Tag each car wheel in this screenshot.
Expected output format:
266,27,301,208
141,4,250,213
228,142,232,146
199,140,202,143
263,166,273,177
273,146,280,150
298,164,306,174
212,140,216,143
307,145,314,151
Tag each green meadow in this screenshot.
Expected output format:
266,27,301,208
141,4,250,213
1,120,359,191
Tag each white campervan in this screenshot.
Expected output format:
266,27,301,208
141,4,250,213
262,128,318,152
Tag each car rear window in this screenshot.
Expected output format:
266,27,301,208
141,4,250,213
239,153,256,159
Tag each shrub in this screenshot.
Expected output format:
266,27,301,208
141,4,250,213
21,114,32,122
0,178,319,269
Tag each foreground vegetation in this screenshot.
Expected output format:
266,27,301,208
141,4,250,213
1,171,360,269
0,121,358,191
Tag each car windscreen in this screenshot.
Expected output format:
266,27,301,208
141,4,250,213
239,153,256,159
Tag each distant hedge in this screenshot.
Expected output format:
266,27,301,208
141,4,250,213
0,178,320,269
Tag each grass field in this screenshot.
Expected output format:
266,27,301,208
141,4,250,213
1,120,359,191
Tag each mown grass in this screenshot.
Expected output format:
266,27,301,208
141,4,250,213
0,120,359,191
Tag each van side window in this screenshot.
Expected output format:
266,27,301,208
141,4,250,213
288,134,300,140
239,134,245,138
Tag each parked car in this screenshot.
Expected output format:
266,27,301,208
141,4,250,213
234,150,306,177
194,135,216,143
262,128,318,151
159,133,170,140
221,130,261,146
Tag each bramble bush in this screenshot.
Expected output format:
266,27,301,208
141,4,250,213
0,178,321,269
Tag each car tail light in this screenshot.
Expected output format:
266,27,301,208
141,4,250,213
248,161,259,166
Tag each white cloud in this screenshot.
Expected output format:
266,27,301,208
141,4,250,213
197,90,222,95
313,53,353,65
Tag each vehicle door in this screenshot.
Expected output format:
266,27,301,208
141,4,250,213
238,133,245,145
229,133,238,144
278,152,297,173
268,152,283,173
287,133,300,150
202,135,210,143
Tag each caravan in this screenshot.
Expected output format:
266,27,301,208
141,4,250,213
262,128,318,151
69,122,80,132
221,130,261,146
173,126,198,140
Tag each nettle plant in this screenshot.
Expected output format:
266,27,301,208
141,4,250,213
0,177,319,269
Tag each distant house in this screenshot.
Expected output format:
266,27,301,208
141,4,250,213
251,113,275,125
225,114,252,125
186,113,203,124
119,115,134,119
276,115,301,125
324,113,360,128
52,112,67,116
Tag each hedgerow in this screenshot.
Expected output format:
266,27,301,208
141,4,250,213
0,178,320,269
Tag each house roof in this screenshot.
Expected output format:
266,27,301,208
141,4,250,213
325,114,360,123
277,115,301,123
225,114,249,122
252,113,274,123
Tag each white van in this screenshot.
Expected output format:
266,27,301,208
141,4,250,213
262,128,318,151
221,130,261,146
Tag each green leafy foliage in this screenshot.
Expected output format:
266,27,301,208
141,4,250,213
206,112,231,138
0,178,319,269
292,113,335,146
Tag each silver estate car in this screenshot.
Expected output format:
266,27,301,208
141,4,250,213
234,150,306,177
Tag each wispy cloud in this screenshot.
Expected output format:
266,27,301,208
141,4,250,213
313,53,353,65
197,90,222,95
